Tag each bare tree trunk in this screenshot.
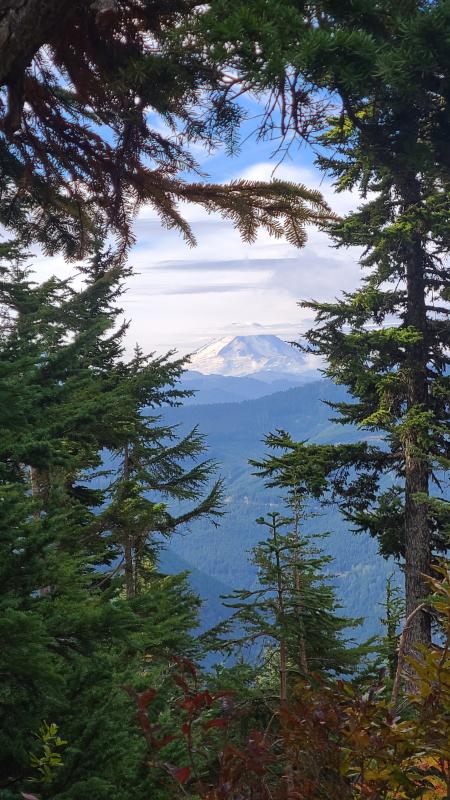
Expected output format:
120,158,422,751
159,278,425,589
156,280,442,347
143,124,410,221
279,638,287,704
404,442,431,652
292,493,308,675
29,465,49,517
391,603,426,707
124,535,135,600
272,518,289,703
294,566,309,675
121,444,136,600
30,464,41,505
29,465,52,594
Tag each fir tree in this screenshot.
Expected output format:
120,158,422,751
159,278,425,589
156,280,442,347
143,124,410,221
0,241,219,796
225,512,362,702
220,432,365,699
103,344,223,600
0,1,331,257
201,0,450,655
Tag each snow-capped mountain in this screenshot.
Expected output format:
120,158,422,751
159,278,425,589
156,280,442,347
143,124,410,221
189,335,317,383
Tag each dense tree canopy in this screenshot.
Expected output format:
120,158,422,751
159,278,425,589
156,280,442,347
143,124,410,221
0,241,221,796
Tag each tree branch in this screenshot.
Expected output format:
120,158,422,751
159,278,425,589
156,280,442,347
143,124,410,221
391,602,426,707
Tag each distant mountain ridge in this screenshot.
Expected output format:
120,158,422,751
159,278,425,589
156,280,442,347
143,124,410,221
189,334,317,383
179,370,305,405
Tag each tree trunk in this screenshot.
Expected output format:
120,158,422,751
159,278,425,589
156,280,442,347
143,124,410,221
291,495,308,674
122,444,136,600
294,566,309,675
279,638,287,704
0,0,75,85
404,443,430,652
29,465,52,594
402,181,431,657
124,535,135,600
29,465,49,515
272,519,289,702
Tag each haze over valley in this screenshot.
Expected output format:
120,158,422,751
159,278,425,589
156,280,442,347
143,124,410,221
162,336,396,643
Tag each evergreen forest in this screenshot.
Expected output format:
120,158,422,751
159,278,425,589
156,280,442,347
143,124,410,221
1,2,450,798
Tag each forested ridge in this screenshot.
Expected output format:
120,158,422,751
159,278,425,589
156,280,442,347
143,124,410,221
160,381,398,641
1,2,450,798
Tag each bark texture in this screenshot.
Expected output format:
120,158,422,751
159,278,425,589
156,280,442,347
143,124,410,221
402,179,432,653
0,0,76,85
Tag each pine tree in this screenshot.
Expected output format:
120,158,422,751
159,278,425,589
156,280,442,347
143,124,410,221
201,0,450,656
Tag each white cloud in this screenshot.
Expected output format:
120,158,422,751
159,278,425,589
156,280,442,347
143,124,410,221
123,160,363,356
237,160,360,216
19,157,364,358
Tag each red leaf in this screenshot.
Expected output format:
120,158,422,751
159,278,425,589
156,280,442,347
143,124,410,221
192,690,213,709
174,766,191,785
181,722,190,735
155,734,177,749
174,674,189,692
181,698,195,713
138,687,156,709
203,718,227,730
182,658,197,679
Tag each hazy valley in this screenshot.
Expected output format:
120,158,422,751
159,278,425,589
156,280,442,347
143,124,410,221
160,336,397,643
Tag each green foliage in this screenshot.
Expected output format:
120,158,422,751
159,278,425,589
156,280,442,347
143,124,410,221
0,2,331,258
29,723,67,785
197,0,450,649
130,564,450,799
222,512,364,686
4,4,450,796
160,381,398,642
0,241,220,798
214,431,370,695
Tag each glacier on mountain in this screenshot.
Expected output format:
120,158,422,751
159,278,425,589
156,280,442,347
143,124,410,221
189,334,317,382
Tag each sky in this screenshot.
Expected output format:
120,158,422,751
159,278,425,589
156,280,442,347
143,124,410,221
32,106,363,360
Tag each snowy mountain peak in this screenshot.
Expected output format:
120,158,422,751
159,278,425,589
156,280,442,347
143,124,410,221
189,334,314,382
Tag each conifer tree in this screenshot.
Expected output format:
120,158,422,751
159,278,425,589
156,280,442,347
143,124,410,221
103,344,222,600
221,432,364,698
201,0,450,654
0,1,331,257
225,512,362,702
0,241,219,796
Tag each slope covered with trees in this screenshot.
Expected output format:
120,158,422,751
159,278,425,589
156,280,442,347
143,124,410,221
160,383,396,641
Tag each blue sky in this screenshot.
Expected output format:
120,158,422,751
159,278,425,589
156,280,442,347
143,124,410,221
34,102,362,359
